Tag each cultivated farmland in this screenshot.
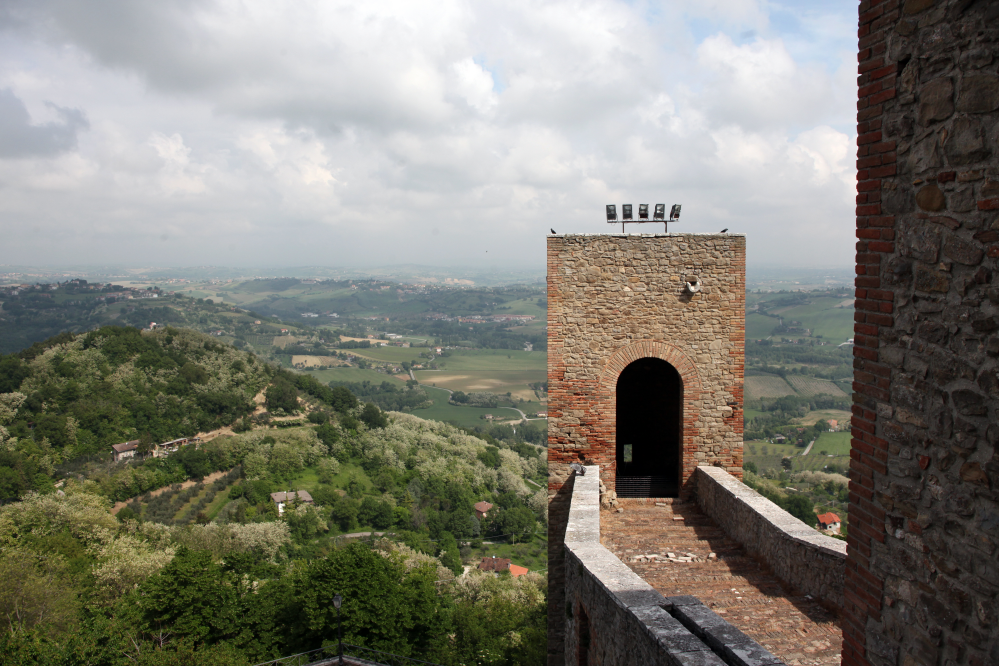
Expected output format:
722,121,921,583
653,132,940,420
745,375,796,400
787,376,847,397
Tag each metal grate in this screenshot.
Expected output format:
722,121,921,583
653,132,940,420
615,476,677,498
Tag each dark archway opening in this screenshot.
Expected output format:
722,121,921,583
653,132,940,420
615,357,682,498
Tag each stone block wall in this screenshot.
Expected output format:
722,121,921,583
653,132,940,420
848,1,999,665
694,466,847,609
547,233,745,665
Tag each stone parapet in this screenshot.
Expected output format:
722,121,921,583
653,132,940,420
563,465,784,666
694,465,846,609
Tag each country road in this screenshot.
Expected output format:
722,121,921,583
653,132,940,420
801,439,817,456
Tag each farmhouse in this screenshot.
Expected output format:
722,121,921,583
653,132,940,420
477,556,529,578
817,512,841,532
270,490,313,515
111,440,140,462
473,501,493,520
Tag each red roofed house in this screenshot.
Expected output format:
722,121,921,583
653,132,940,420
478,556,529,578
817,512,841,532
473,501,493,520
112,440,140,462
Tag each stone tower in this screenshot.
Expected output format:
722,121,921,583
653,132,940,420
546,233,745,665
845,1,999,664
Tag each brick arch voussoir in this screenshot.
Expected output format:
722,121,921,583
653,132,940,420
600,340,702,397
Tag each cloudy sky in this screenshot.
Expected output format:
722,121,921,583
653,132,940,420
0,0,858,271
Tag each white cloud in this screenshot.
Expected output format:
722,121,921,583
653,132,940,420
0,0,858,269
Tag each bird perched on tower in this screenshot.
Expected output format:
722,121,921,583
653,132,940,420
551,228,556,234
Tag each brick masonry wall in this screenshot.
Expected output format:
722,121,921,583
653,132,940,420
547,233,745,665
694,466,847,609
849,1,999,665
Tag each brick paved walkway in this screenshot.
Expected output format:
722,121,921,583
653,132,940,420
601,499,842,666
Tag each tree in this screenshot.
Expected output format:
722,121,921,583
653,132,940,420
327,386,358,413
265,382,298,413
742,461,758,474
477,446,501,469
783,495,817,527
138,431,154,458
139,547,240,645
296,543,448,658
359,403,388,429
329,496,359,532
437,532,462,576
495,506,536,544
0,548,79,636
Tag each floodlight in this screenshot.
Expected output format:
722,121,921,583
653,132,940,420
606,205,617,221
670,204,681,221
639,204,649,219
622,204,633,220
653,204,665,221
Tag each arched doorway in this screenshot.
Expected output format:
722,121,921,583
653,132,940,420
615,357,682,497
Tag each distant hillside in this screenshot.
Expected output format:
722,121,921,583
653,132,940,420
0,326,272,498
0,326,548,666
0,281,315,355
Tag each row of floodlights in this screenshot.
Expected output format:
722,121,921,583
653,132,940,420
606,204,681,222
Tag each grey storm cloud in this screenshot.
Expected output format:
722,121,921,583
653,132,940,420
0,89,89,158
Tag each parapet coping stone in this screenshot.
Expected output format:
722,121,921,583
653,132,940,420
565,466,786,666
695,466,847,559
550,233,747,238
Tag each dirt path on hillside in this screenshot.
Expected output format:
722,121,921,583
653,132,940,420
111,468,232,515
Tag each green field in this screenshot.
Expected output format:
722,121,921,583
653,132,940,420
746,313,777,340
492,297,546,317
410,387,527,427
409,349,546,401
350,346,433,363
305,367,407,385
767,296,855,342
744,436,850,474
438,349,546,371
745,375,796,400
811,431,852,456
415,370,545,401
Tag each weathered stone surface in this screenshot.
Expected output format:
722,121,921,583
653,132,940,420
918,77,954,125
561,466,783,666
695,466,846,606
903,0,935,15
916,183,946,210
944,117,991,165
956,73,999,113
907,135,943,173
852,3,999,663
942,235,984,265
914,264,951,292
